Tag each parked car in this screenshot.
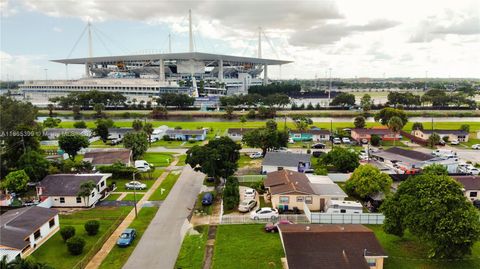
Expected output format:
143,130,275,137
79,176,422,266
450,140,460,145
238,199,257,213
249,152,263,159
312,143,326,149
205,177,215,183
472,144,480,150
116,228,137,247
342,137,351,144
264,219,293,233
109,138,122,145
250,207,279,220
202,192,214,206
244,188,256,200
468,168,480,175
333,137,341,144
312,151,324,158
473,200,480,209
125,181,147,190
135,160,152,172
273,147,289,152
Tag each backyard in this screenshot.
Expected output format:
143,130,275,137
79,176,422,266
142,152,174,167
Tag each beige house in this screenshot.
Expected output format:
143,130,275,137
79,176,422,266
452,176,480,201
279,224,387,269
264,170,347,212
412,129,469,142
84,148,133,166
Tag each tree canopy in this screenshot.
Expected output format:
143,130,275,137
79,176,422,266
360,94,373,111
58,133,90,160
156,93,195,109
353,116,366,128
320,147,360,173
345,164,392,199
242,122,288,156
49,90,126,109
1,170,29,193
18,151,50,182
123,132,149,160
381,173,480,258
374,107,408,126
330,93,356,107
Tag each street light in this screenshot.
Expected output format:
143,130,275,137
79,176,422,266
132,171,141,218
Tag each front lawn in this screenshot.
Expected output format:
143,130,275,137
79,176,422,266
175,226,209,269
111,178,155,192
367,225,480,269
149,171,180,201
177,154,187,166
194,192,215,215
150,139,201,148
212,224,284,269
98,207,159,269
32,207,131,269
238,155,262,168
104,193,121,201
122,193,144,201
142,152,174,167
89,140,124,148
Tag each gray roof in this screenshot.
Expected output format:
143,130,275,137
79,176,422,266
0,206,58,250
262,152,311,167
38,174,108,196
420,129,469,136
108,127,134,134
310,184,348,197
327,173,351,182
44,128,91,136
52,52,291,65
165,129,206,136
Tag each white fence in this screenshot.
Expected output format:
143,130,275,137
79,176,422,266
220,214,309,224
309,213,385,224
236,175,266,183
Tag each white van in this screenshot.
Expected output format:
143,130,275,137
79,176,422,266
325,200,363,214
432,149,456,158
135,160,152,172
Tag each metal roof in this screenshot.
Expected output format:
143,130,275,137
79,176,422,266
52,52,292,65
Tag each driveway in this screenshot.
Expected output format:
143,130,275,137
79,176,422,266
123,165,204,269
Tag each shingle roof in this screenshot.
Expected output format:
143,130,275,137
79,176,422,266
0,206,58,250
352,128,394,136
262,152,311,167
452,176,480,190
279,224,387,269
420,129,469,136
108,127,134,134
165,129,206,135
310,184,347,197
264,170,315,195
44,128,91,136
38,174,107,196
227,128,256,135
290,129,330,135
84,149,132,165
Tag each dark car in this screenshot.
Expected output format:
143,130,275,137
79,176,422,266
474,200,480,209
264,220,293,233
312,151,325,158
202,192,214,206
312,143,326,149
116,228,136,247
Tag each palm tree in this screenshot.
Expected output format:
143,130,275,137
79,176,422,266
47,104,54,117
1,255,8,269
239,115,247,131
77,180,97,207
93,103,105,118
387,116,404,146
143,123,154,145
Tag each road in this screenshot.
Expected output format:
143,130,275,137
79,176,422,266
123,165,204,269
414,145,480,164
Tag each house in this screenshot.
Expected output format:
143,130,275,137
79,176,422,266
150,125,169,142
164,129,207,141
226,128,255,141
278,224,387,269
289,129,330,142
351,127,400,142
452,176,480,201
264,170,347,212
0,191,12,206
43,128,92,140
412,129,469,142
84,148,132,166
0,206,59,262
261,152,312,173
108,127,134,140
36,173,111,207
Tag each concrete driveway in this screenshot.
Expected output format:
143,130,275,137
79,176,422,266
123,166,204,269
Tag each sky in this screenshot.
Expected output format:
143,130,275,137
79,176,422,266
1,0,479,80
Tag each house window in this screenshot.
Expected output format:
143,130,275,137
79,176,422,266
296,196,304,202
49,218,55,228
100,181,105,187
91,192,95,197
59,197,65,203
76,197,82,203
305,196,313,204
279,196,289,204
340,209,346,213
366,258,377,267
34,230,41,240
470,192,478,198
277,167,284,171
294,134,301,138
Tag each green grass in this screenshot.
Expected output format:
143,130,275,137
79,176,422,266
151,139,202,148
104,193,121,201
259,196,272,208
32,207,132,269
142,152,174,167
175,225,209,269
367,225,480,269
238,154,262,168
380,140,408,147
89,140,124,148
122,193,144,201
177,154,187,166
460,137,480,147
98,206,159,269
212,224,284,269
195,192,214,215
149,171,180,201
112,178,156,192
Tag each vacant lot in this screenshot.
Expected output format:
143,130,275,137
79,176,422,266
175,226,210,269
149,171,181,201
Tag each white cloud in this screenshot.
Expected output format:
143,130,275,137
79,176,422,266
53,26,63,32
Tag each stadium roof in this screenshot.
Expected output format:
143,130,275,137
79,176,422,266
52,52,292,65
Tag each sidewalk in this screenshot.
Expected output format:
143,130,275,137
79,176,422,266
85,158,179,269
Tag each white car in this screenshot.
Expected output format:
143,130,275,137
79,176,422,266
467,167,480,175
244,188,256,199
450,140,460,145
249,152,263,159
342,137,351,144
333,138,341,144
125,181,147,190
238,199,257,213
250,207,279,220
472,144,480,150
135,160,152,172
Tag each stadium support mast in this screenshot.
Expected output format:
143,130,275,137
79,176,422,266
168,33,172,53
87,21,93,59
189,9,194,53
258,27,262,58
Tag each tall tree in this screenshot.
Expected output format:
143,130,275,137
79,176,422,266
320,147,360,173
381,173,480,258
427,133,441,148
1,170,29,194
360,94,373,112
58,133,90,160
242,122,288,156
94,119,114,142
18,151,50,182
77,180,97,207
387,116,404,146
43,117,61,128
353,116,366,129
292,116,312,132
374,107,408,126
143,123,154,145
47,104,55,117
345,164,392,199
239,115,247,131
412,122,424,131
94,103,105,118
132,119,143,131
330,93,356,107
123,132,149,160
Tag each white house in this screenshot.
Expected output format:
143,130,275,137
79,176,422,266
37,174,111,207
226,128,255,141
261,152,312,174
0,206,59,262
43,128,92,140
453,176,480,201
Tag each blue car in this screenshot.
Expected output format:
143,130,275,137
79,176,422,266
202,193,213,206
116,228,137,247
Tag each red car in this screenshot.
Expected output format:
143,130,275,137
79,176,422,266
264,220,293,233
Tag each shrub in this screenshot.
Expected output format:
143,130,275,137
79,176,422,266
306,149,311,154
163,135,171,141
84,220,100,236
247,181,265,194
371,134,381,146
314,166,328,175
223,177,240,210
98,162,137,179
73,121,87,128
66,236,86,255
60,226,76,242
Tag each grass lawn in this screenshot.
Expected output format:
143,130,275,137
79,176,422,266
149,171,180,201
150,139,202,148
238,154,262,168
175,225,209,269
89,140,124,148
104,193,121,201
142,152,174,167
367,225,480,269
212,224,284,269
259,196,272,208
112,178,155,192
122,193,144,201
194,192,214,215
98,206,159,269
460,137,480,147
177,154,187,166
32,207,132,269
380,140,408,147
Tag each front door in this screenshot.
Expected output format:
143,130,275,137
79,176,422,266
320,198,325,212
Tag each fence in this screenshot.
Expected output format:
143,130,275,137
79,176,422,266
220,214,309,224
236,175,266,183
309,213,385,224
400,130,428,146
